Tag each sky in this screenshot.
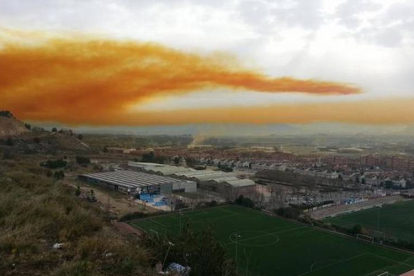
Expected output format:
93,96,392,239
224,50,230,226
0,0,413,133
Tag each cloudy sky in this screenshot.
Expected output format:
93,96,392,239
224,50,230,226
0,0,413,130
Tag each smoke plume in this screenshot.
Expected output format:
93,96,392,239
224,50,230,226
0,29,362,125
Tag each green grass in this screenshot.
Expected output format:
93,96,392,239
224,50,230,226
326,200,414,243
129,205,414,276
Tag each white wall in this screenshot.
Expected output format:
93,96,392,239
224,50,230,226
172,181,197,193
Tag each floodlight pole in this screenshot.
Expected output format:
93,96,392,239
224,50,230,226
179,210,182,236
232,234,242,273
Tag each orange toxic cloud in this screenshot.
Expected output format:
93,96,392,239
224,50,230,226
0,29,361,125
130,99,414,126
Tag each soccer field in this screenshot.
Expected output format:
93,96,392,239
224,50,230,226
326,200,414,243
129,205,414,276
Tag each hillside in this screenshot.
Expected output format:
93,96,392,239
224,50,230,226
0,111,90,153
0,159,155,276
0,112,29,137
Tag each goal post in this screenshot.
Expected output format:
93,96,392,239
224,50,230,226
376,272,388,276
357,234,374,244
367,229,386,241
178,207,194,215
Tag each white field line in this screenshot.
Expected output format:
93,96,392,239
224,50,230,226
295,253,369,276
223,226,308,246
148,218,168,228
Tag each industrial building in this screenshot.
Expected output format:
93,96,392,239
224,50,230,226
128,161,256,200
79,170,197,195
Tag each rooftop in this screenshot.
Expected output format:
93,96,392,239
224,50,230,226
81,170,182,189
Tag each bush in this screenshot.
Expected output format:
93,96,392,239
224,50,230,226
2,148,15,160
40,159,67,169
205,200,218,208
0,110,13,118
76,156,91,165
275,207,301,220
141,152,165,164
119,212,147,222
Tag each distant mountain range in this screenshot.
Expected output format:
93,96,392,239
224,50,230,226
32,122,414,137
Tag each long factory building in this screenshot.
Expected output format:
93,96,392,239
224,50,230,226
128,162,256,199
79,170,197,195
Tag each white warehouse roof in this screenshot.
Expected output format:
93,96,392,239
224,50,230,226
225,179,256,187
80,170,183,189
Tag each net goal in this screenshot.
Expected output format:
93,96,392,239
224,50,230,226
367,229,387,241
357,234,374,244
178,207,194,214
176,207,194,217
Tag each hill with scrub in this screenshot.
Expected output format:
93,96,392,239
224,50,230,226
0,111,90,154
0,111,30,137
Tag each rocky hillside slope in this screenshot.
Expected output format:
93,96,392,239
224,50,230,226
0,111,29,137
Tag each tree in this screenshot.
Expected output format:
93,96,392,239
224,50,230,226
75,185,81,196
142,151,155,162
385,180,394,189
173,156,180,165
275,207,301,220
0,110,13,118
52,127,58,133
234,195,255,208
40,159,67,169
185,157,197,168
5,138,14,146
78,134,83,140
351,224,363,235
103,146,108,153
24,123,31,130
